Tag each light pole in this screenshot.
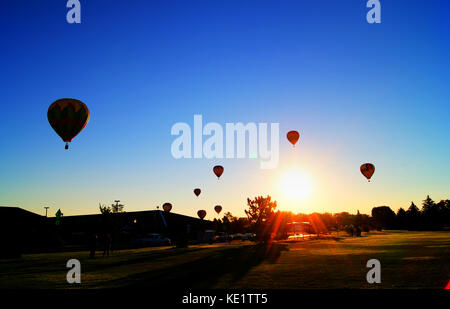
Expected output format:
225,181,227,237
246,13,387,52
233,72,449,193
44,206,49,217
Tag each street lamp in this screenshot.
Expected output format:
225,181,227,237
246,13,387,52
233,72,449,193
44,206,50,217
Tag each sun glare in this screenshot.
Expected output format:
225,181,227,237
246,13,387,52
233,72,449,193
280,170,312,201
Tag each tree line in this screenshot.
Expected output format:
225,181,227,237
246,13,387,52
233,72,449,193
213,195,450,241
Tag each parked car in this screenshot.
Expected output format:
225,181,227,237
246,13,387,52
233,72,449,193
131,233,170,247
231,233,243,240
215,232,230,242
242,233,256,241
203,230,216,243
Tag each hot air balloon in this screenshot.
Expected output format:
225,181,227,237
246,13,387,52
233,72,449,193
162,203,172,212
197,210,206,220
360,163,375,182
47,98,90,149
194,188,201,197
213,165,224,179
214,205,222,215
286,130,300,147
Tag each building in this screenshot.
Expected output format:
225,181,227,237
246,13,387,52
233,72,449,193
285,222,314,236
0,206,214,256
0,206,54,257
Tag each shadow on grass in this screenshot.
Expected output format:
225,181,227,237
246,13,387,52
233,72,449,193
108,243,289,288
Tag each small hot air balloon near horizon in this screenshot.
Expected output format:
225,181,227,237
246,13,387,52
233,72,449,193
214,205,222,215
360,163,375,182
162,202,172,212
286,130,300,147
213,165,224,179
197,210,206,220
47,98,90,149
194,188,201,197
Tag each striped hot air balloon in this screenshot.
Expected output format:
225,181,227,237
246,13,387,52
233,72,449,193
360,163,375,182
47,98,90,149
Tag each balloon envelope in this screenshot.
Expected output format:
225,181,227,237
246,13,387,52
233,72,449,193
286,131,300,146
162,203,172,212
214,205,222,214
194,188,201,197
213,165,224,179
197,210,206,219
360,163,375,181
48,98,90,148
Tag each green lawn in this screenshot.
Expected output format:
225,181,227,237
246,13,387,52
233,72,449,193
0,231,449,289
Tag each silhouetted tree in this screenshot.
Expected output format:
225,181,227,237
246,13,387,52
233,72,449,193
396,207,407,229
406,202,420,216
371,206,396,230
111,201,125,213
436,199,450,227
245,195,277,242
405,201,421,230
99,203,112,214
422,195,436,216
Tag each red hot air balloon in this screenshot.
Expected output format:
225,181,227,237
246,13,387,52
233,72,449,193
197,210,206,220
47,98,90,149
213,165,224,179
214,205,222,215
194,188,201,197
162,203,172,212
286,130,300,147
360,163,375,182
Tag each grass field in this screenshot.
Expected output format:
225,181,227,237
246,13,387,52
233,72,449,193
0,230,449,289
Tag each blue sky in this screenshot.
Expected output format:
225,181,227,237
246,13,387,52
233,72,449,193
0,0,449,218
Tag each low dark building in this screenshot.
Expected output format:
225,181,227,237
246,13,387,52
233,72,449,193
0,207,214,256
0,206,58,257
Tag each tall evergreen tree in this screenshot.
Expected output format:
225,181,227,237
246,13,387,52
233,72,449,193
406,202,420,216
422,195,436,215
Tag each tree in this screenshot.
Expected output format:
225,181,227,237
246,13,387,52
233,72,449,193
421,195,436,216
111,200,125,213
99,203,112,214
371,206,396,230
245,195,277,242
354,210,362,236
397,207,406,217
421,195,440,229
396,207,407,229
406,202,420,217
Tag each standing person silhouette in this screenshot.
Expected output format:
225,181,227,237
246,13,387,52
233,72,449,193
103,233,111,257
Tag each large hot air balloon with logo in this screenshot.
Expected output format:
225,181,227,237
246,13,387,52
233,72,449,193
47,98,90,149
286,130,300,147
360,163,375,182
214,205,222,215
194,188,201,197
213,165,224,179
197,210,206,220
162,203,172,212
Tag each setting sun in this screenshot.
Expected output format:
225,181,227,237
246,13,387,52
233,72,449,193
280,170,313,201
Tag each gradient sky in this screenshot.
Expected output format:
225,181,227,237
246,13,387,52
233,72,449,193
0,0,449,219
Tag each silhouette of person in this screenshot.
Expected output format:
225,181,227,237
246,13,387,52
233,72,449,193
103,233,112,257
